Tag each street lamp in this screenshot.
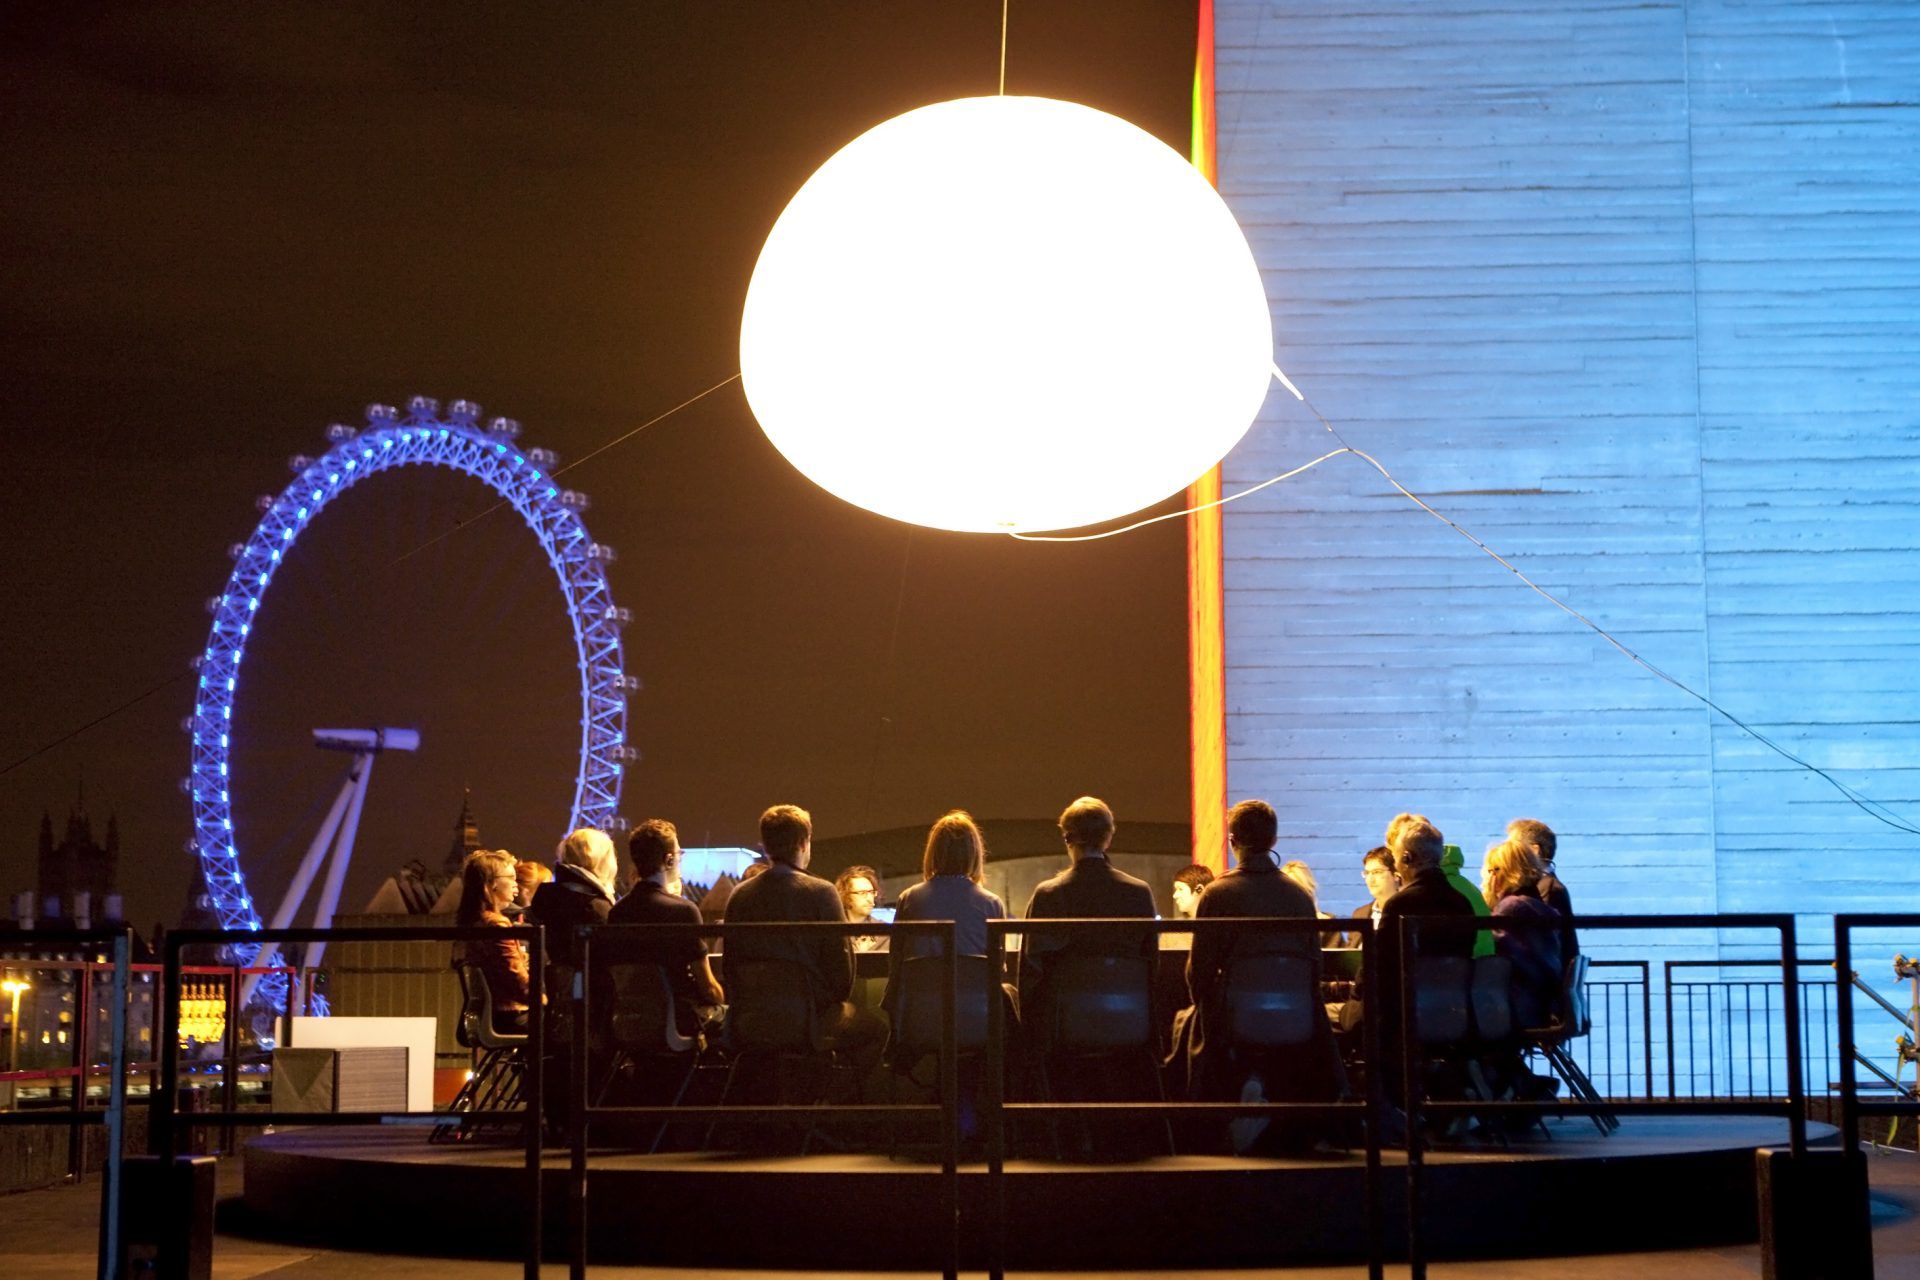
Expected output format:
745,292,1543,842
2,978,30,1074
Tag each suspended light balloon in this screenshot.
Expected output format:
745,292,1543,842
740,95,1273,534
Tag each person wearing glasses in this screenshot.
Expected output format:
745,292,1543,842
1337,846,1399,948
457,849,531,1034
836,865,889,953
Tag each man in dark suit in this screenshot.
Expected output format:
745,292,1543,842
598,819,723,1040
724,804,882,1060
1016,796,1157,1150
1016,795,1157,1015
1179,800,1344,1149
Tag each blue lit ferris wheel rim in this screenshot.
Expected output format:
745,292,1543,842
186,400,631,960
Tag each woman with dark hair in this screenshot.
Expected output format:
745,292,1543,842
458,849,531,1033
881,810,1006,1013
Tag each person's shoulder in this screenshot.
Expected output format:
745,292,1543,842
795,869,840,900
1350,902,1372,919
1031,866,1071,897
725,872,771,916
1109,862,1153,892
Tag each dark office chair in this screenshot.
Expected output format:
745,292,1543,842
888,954,992,1072
709,959,853,1151
884,954,995,1156
1033,953,1173,1156
594,963,718,1153
432,959,529,1144
1217,953,1319,1050
1524,954,1618,1135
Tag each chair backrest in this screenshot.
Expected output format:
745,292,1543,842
1469,954,1515,1043
1411,955,1472,1046
892,955,992,1059
455,958,527,1049
727,959,822,1053
1218,953,1318,1049
1042,954,1154,1053
1560,952,1592,1038
606,963,695,1056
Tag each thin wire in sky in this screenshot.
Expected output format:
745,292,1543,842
1015,368,1920,839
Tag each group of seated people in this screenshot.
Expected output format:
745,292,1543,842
452,796,1576,1151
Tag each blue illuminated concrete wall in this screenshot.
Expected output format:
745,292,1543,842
1216,0,1919,965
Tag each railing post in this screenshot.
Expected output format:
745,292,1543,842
569,926,590,1280
221,964,241,1156
1834,917,1859,1156
98,931,128,1280
1778,916,1807,1157
1639,961,1653,1099
1359,923,1385,1280
939,920,959,1280
985,920,1007,1280
525,924,545,1280
154,935,182,1160
1399,914,1424,1280
72,957,94,1180
1664,959,1677,1099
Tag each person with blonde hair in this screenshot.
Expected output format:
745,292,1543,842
1481,838,1565,1028
1280,859,1337,926
457,849,531,1033
528,827,617,985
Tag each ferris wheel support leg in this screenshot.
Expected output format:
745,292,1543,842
304,752,376,973
239,757,363,1010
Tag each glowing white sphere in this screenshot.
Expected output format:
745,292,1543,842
740,95,1273,533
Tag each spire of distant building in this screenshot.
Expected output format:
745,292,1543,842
30,784,117,925
66,777,93,849
445,788,480,875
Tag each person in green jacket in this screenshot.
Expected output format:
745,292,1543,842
1440,842,1496,959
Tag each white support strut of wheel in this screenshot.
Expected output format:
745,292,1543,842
185,397,635,1014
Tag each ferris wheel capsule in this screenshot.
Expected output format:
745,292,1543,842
447,400,481,424
406,396,439,419
487,417,521,440
326,423,358,442
365,404,398,425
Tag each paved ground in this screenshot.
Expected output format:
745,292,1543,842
6,1146,1918,1278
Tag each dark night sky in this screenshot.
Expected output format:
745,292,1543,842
0,3,1200,931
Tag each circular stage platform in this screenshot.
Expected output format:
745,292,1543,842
240,1118,1836,1268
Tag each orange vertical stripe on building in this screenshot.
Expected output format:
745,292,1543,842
1187,0,1227,874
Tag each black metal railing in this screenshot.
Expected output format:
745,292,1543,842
103,912,1900,1279
1575,959,1652,1097
1664,959,1851,1099
1401,912,1809,1280
983,915,1387,1280
567,920,961,1280
1836,915,1920,1154
158,926,548,1280
0,928,131,1280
